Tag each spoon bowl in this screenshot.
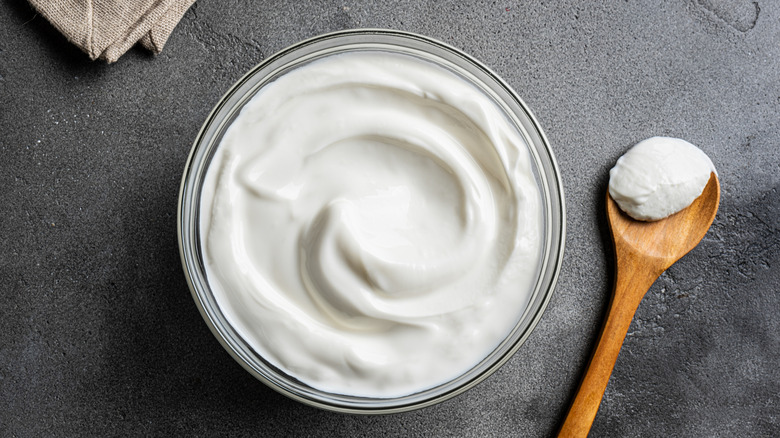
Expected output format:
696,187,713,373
607,172,721,263
558,172,720,437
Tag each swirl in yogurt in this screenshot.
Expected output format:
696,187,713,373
200,51,543,397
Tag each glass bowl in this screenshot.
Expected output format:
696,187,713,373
178,29,565,414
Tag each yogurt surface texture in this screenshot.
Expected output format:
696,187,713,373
199,51,544,397
608,136,716,221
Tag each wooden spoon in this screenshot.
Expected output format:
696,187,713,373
558,172,720,438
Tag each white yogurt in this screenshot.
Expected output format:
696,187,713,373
609,137,716,221
199,51,543,397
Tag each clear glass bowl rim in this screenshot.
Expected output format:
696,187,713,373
177,28,566,414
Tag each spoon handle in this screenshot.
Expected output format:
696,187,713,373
557,254,662,438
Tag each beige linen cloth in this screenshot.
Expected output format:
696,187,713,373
28,0,195,63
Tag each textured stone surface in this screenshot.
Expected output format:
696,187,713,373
1,1,778,436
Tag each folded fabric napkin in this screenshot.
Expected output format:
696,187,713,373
29,0,195,63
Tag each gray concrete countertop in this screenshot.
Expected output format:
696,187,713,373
2,1,778,436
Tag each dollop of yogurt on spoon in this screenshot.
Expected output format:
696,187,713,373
608,136,717,221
